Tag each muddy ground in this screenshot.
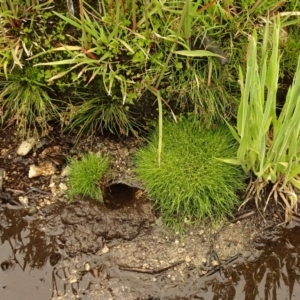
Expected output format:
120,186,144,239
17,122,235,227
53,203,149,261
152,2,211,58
1,128,300,300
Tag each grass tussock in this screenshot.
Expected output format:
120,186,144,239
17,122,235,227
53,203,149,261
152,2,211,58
65,93,138,140
135,119,246,230
67,153,110,202
0,68,59,137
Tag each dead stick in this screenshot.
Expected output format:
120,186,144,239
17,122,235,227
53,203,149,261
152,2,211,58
119,260,185,275
0,169,4,191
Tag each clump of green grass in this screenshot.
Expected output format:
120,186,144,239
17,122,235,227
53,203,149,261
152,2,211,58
67,153,110,202
65,90,139,141
135,119,246,230
0,67,59,137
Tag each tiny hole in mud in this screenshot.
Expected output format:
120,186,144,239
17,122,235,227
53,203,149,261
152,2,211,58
104,183,138,209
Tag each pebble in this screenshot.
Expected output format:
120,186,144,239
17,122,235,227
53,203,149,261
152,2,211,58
199,230,205,236
59,182,68,191
211,260,219,267
16,138,36,156
28,161,56,178
1,148,9,156
102,244,109,254
84,263,91,271
185,255,192,263
61,166,70,177
69,274,77,284
19,196,29,206
27,207,38,215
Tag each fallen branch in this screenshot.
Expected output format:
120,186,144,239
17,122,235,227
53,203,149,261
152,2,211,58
118,260,184,275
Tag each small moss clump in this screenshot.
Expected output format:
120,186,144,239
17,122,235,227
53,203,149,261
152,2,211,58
135,119,246,230
67,153,110,202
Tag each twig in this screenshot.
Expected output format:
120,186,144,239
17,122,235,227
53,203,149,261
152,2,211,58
118,260,184,274
5,188,25,195
26,186,53,196
0,168,4,191
230,210,257,223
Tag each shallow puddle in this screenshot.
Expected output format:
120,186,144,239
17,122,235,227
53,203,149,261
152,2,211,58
199,224,300,300
0,207,54,300
1,201,300,299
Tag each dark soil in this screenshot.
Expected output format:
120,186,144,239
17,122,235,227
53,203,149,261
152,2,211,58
1,127,300,299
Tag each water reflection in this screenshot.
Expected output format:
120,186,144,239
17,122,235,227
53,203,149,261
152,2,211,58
203,224,300,300
0,208,56,270
2,203,300,299
0,207,54,300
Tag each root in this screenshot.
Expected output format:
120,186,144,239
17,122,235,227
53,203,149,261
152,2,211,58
239,178,298,223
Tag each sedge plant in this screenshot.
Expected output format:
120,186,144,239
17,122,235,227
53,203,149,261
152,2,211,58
135,118,245,231
223,17,300,221
67,152,110,202
65,89,139,141
0,67,59,137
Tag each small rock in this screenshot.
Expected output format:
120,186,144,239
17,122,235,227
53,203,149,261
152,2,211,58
19,196,29,206
27,206,38,215
102,244,109,254
44,199,51,205
69,274,78,284
16,138,36,156
1,148,9,156
85,263,91,271
49,182,55,188
211,260,219,267
199,230,205,236
59,182,68,191
39,145,61,159
185,255,192,263
60,166,70,177
28,161,56,178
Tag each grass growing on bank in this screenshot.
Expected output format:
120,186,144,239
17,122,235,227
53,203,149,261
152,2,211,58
65,88,139,140
0,67,59,137
135,118,246,230
1,1,300,140
67,153,110,202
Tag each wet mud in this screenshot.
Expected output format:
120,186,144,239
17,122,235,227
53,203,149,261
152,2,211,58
1,196,300,299
1,129,300,299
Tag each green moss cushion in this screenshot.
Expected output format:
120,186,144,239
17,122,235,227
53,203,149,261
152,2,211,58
135,119,245,229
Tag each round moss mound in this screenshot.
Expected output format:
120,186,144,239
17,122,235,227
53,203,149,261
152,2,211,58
135,119,246,230
67,153,110,202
